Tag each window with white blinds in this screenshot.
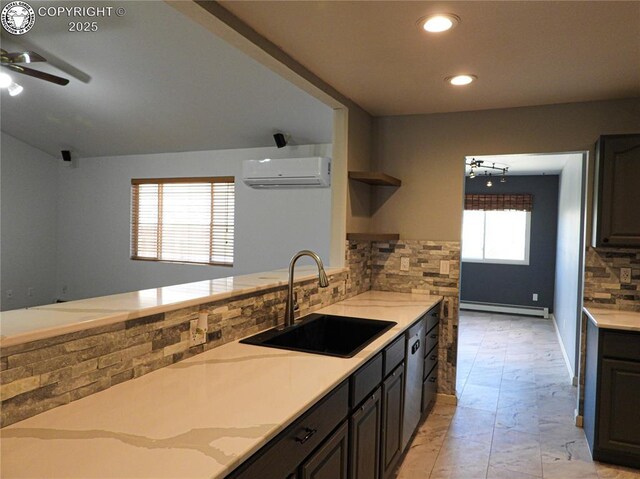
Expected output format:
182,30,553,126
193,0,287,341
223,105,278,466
131,177,235,266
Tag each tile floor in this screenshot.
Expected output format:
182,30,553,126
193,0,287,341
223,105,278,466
396,311,640,479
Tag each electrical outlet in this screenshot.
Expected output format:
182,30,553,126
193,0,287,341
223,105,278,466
620,267,632,284
532,293,538,301
400,257,410,271
27,287,34,297
189,312,208,347
6,289,13,299
439,260,450,275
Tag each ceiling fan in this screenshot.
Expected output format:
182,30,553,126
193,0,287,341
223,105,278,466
1,49,69,86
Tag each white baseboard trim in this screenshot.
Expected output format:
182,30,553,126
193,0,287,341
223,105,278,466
551,313,576,384
460,301,549,318
436,393,457,405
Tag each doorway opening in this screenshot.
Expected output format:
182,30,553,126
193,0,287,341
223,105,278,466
456,152,588,400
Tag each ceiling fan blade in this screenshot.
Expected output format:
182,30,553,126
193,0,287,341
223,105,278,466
2,64,69,86
1,51,46,64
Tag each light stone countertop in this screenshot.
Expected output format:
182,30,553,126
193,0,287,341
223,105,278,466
0,266,346,348
583,306,640,332
0,290,442,479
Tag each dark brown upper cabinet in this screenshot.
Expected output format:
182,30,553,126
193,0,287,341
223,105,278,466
593,134,640,247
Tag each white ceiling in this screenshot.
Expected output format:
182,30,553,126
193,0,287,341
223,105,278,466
221,1,640,116
0,1,333,158
465,153,583,176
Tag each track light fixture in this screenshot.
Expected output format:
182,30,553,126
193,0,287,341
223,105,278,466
466,158,509,187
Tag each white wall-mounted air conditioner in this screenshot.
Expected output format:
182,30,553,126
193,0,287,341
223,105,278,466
242,157,331,188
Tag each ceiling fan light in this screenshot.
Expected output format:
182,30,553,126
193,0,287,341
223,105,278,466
0,72,12,89
8,82,23,96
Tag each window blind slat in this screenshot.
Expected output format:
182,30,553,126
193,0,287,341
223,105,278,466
131,178,235,266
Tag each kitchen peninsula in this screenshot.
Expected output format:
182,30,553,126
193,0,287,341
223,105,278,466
1,274,442,478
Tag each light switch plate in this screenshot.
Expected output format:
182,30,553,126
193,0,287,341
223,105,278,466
400,257,410,271
532,293,538,301
620,267,632,284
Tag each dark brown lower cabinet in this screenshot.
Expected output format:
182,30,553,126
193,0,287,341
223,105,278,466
349,387,382,479
598,358,640,459
584,318,640,469
301,421,349,479
380,364,404,479
228,382,349,479
227,304,443,479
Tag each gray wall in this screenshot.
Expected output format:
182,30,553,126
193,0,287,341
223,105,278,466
1,133,59,310
461,175,559,311
55,144,333,301
554,156,586,377
371,98,640,241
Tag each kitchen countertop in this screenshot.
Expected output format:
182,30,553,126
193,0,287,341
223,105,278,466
0,290,442,479
583,306,640,332
0,265,346,348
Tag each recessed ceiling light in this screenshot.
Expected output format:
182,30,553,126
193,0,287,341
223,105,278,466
419,14,460,33
445,74,477,86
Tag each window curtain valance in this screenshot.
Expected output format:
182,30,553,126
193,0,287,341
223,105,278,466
464,194,533,212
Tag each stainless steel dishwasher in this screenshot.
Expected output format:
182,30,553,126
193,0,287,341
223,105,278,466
402,317,426,449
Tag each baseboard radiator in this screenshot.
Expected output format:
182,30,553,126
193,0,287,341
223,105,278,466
460,301,549,318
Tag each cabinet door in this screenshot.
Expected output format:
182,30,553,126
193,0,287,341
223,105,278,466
301,421,349,479
598,358,640,460
349,387,382,479
593,134,640,247
380,365,404,479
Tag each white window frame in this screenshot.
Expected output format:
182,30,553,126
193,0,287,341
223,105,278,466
461,210,532,265
130,177,235,267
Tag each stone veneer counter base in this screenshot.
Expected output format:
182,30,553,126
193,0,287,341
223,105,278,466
0,266,347,347
583,306,640,332
0,290,442,479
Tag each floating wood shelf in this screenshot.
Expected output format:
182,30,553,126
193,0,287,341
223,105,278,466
346,233,400,241
348,171,401,187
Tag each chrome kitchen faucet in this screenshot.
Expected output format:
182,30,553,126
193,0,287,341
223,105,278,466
284,250,329,328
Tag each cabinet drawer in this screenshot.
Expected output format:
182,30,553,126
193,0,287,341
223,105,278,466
231,381,349,479
602,330,640,362
384,335,405,377
424,326,438,357
351,353,383,408
421,364,438,412
423,345,438,381
425,303,441,333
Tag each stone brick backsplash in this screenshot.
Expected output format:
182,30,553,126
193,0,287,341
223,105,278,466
370,240,461,396
584,246,640,312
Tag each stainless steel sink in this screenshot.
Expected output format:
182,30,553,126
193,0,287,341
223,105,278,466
240,314,396,358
